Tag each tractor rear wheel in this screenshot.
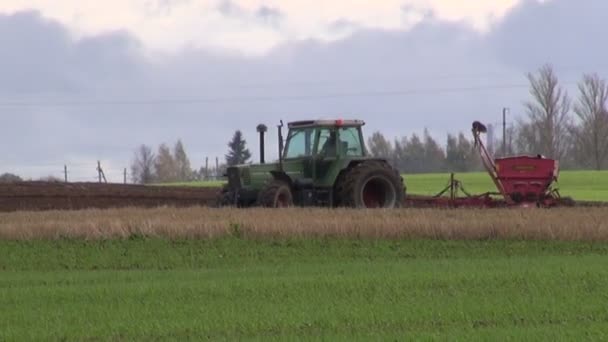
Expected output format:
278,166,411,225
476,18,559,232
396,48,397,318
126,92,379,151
335,161,404,208
257,180,294,208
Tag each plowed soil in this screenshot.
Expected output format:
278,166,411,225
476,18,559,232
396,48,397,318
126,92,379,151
0,182,219,212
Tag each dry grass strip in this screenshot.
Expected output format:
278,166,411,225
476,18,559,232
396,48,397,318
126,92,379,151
0,207,607,241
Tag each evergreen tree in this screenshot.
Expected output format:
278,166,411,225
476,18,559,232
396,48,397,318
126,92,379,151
423,129,445,172
445,134,462,172
174,139,193,181
367,131,393,158
225,130,252,166
404,133,425,173
392,137,407,172
457,132,480,172
155,143,178,182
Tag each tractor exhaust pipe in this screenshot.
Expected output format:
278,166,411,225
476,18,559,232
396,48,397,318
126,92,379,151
256,124,267,164
278,120,284,170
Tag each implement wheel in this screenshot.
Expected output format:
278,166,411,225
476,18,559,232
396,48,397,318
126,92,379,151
257,180,293,208
335,161,405,208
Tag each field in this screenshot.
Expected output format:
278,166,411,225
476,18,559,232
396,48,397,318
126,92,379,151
1,172,607,339
0,181,219,212
3,207,608,241
3,208,608,340
0,170,605,213
181,170,608,202
4,169,600,335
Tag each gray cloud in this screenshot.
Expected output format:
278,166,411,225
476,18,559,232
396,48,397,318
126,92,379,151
217,1,283,28
1,1,607,180
255,6,283,27
489,0,608,71
216,0,241,17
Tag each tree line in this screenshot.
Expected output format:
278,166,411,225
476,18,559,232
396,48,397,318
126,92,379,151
130,131,253,184
130,140,194,184
367,64,608,172
367,130,482,173
124,63,608,183
4,63,607,185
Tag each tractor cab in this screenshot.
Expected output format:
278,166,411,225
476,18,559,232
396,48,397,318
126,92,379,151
283,120,366,161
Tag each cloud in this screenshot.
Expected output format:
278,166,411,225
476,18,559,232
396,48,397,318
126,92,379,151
255,6,283,27
0,1,520,54
489,0,608,72
2,1,608,181
217,1,283,28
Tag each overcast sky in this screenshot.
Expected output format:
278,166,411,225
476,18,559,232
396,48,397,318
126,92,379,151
1,0,607,181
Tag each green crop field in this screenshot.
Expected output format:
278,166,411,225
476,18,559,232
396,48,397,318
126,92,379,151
2,237,608,340
172,170,608,202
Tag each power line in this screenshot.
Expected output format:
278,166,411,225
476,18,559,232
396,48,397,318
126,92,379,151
2,63,605,94
0,81,580,108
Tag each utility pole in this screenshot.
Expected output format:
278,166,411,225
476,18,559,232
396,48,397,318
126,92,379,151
205,157,209,180
487,124,495,156
215,157,219,180
97,161,107,183
508,126,513,155
124,168,127,184
502,107,509,157
64,165,68,183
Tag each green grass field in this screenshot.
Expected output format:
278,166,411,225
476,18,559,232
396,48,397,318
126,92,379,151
172,170,608,202
2,237,608,340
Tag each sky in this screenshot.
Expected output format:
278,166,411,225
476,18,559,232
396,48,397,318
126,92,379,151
0,0,607,181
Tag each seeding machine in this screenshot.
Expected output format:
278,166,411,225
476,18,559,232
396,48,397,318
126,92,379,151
405,121,574,208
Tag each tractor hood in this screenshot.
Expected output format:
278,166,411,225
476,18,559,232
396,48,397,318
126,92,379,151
227,162,279,189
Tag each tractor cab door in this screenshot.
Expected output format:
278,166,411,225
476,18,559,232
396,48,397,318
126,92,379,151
313,128,338,181
313,126,365,181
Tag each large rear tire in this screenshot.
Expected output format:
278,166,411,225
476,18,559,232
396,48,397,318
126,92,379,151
257,180,294,208
335,161,405,208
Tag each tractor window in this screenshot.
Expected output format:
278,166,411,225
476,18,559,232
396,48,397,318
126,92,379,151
316,128,337,157
339,127,364,156
284,128,314,159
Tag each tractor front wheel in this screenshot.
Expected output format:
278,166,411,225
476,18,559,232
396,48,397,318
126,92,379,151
335,161,404,208
257,180,294,208
216,185,236,207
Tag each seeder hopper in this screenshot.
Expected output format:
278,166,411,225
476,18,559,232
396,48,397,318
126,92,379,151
404,121,574,208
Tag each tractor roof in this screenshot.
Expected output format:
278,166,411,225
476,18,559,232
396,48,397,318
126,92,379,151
288,119,365,128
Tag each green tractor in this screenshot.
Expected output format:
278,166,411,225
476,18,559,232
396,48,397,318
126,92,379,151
218,119,405,208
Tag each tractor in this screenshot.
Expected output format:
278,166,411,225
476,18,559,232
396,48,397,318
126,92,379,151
218,119,405,208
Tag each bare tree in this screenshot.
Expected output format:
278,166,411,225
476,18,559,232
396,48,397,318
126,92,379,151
571,73,608,169
130,144,156,184
518,64,572,159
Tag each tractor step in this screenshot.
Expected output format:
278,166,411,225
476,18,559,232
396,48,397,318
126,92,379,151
313,188,333,206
